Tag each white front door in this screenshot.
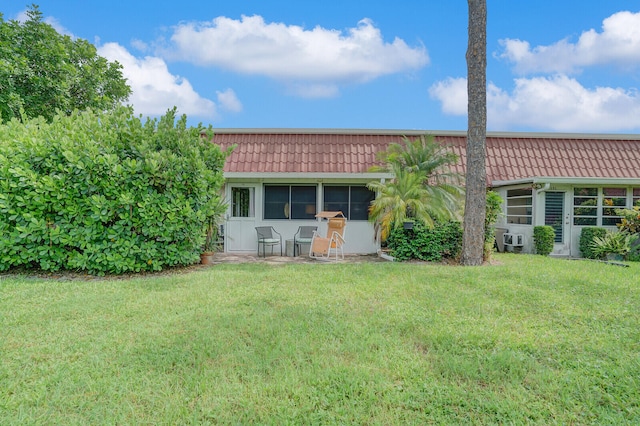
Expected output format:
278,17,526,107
544,191,571,256
225,185,258,252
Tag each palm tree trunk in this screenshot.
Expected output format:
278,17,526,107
461,0,487,265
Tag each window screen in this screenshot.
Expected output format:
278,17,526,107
264,185,316,219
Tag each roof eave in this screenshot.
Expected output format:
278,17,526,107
224,172,395,180
492,176,640,188
210,128,640,140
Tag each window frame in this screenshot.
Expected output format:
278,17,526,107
506,188,533,225
573,187,598,226
231,187,255,218
322,185,374,221
263,184,317,220
573,187,639,227
602,187,626,226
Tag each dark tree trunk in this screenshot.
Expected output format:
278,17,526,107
461,0,487,266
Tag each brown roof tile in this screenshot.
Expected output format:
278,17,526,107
211,130,640,183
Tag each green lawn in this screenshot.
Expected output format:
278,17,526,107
1,254,639,424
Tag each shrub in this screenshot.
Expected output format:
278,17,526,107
613,207,640,262
0,107,229,274
628,238,640,262
615,206,640,234
579,227,607,259
484,190,503,260
533,226,555,256
590,232,637,259
387,220,462,262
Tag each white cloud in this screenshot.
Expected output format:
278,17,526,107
216,89,242,112
498,11,640,74
162,15,428,97
130,38,149,52
45,16,73,37
98,42,217,119
430,75,640,132
428,77,467,115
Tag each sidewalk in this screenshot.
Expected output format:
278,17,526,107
210,252,387,265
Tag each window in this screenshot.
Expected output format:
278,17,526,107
323,185,374,220
573,187,598,225
602,188,626,226
323,186,349,215
573,187,640,226
231,187,254,218
506,189,532,225
264,185,316,219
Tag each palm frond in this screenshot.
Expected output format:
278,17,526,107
367,134,464,241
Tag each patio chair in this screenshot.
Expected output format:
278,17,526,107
255,226,282,257
309,212,347,261
293,225,318,256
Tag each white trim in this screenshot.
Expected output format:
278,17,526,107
492,176,640,187
212,128,640,140
225,172,394,180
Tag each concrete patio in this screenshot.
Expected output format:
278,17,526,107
208,252,387,265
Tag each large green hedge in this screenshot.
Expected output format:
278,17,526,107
0,107,229,274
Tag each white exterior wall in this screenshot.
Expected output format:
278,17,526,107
222,177,382,255
496,181,640,257
494,186,535,254
533,183,632,257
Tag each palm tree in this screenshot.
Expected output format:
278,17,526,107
372,134,461,186
367,135,464,241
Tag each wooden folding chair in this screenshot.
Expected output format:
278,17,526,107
309,212,346,261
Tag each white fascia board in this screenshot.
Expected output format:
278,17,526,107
224,172,394,180
492,176,640,187
212,128,640,140
491,178,535,188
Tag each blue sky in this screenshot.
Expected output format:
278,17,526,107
4,1,640,133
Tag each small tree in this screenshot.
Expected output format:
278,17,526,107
0,5,130,122
202,197,227,254
371,134,462,185
484,190,503,260
367,166,436,241
367,135,463,242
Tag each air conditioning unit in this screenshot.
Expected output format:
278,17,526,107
503,233,524,247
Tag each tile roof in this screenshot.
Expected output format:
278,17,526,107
211,129,640,184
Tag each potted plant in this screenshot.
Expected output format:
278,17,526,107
200,220,221,264
589,231,637,261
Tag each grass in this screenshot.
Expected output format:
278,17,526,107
1,254,639,424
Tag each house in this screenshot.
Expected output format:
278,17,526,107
212,128,640,257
